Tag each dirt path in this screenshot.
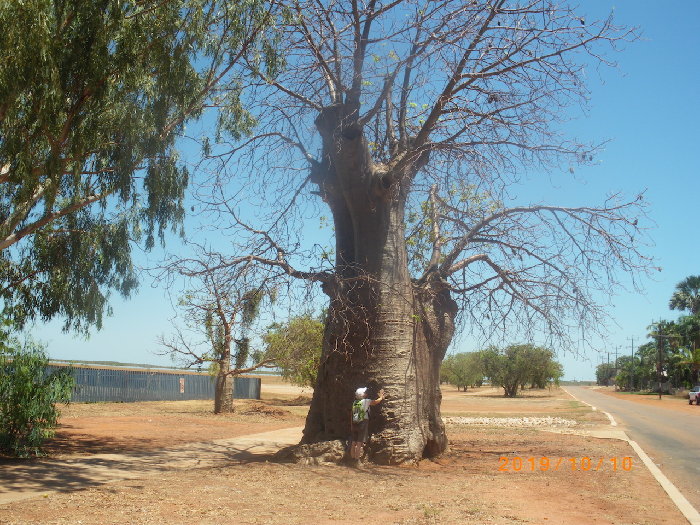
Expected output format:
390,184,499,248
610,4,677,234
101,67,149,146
0,426,303,505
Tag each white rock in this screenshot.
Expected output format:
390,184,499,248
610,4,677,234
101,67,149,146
443,416,577,427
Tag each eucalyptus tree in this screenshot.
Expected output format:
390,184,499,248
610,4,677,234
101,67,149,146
0,0,279,332
200,1,651,463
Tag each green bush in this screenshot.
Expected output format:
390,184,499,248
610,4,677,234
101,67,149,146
263,314,323,388
0,340,74,457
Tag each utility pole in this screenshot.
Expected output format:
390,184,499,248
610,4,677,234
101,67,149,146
649,328,678,400
655,334,663,400
628,336,635,391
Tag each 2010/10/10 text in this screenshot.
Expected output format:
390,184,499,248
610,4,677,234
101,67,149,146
498,456,634,472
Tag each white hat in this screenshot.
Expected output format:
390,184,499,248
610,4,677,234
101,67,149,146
355,387,367,399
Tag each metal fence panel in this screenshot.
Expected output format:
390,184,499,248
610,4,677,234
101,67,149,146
233,377,261,399
46,365,215,402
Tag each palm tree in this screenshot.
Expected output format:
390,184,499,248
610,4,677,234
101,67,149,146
677,315,700,385
679,347,700,387
669,277,700,381
669,275,700,315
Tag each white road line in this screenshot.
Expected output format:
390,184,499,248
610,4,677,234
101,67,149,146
565,390,616,424
563,387,700,525
604,410,617,426
627,439,700,525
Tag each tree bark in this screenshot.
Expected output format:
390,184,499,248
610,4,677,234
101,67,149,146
302,106,457,463
214,369,234,414
303,261,457,464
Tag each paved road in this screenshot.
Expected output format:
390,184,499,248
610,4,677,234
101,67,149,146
566,386,700,510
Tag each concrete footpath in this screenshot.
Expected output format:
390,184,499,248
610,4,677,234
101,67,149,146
0,426,303,505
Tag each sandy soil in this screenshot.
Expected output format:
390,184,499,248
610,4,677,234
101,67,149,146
0,383,687,524
42,392,310,457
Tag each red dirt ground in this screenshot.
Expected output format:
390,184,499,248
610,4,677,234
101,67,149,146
0,384,687,524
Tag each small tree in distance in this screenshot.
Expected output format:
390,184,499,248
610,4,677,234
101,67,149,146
156,244,280,414
441,353,484,391
482,344,562,397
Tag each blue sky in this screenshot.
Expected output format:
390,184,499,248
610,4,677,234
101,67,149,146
37,2,700,380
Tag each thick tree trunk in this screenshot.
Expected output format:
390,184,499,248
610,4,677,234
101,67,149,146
302,108,457,462
303,264,457,464
503,383,518,398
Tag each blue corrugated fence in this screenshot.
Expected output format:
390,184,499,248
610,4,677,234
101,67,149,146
45,365,263,402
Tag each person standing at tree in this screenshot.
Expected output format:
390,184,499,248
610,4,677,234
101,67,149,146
349,387,385,462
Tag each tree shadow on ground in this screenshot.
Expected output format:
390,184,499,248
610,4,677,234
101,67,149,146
264,395,312,406
458,392,560,399
44,426,165,456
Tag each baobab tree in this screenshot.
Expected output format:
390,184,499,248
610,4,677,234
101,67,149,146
198,1,652,463
155,245,281,413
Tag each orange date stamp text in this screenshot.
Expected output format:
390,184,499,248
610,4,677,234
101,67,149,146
498,456,634,472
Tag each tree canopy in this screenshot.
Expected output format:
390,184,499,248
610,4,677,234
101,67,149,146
669,276,700,315
263,314,324,388
481,344,562,397
0,0,279,332
196,0,650,350
441,352,485,391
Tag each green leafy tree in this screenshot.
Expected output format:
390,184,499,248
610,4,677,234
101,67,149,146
263,314,324,388
0,338,74,457
613,355,641,391
679,346,700,387
441,352,484,391
0,0,280,332
482,344,561,397
596,362,616,386
664,314,700,388
669,276,700,316
647,319,684,392
529,348,563,389
669,276,700,383
634,341,661,390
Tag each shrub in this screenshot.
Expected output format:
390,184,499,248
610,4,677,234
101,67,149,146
0,340,74,457
263,315,323,388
